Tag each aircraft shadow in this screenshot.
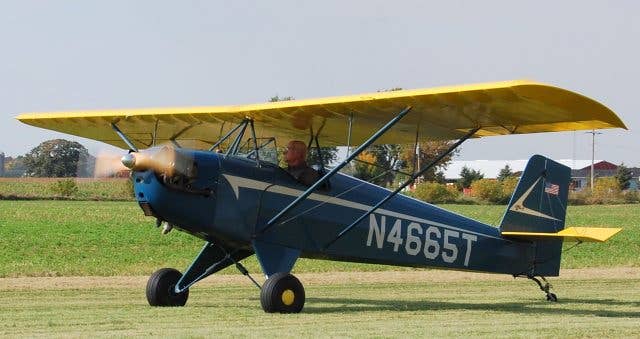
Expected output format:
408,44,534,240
302,297,640,318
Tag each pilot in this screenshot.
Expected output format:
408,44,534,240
284,140,320,186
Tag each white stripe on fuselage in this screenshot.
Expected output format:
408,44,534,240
222,174,505,241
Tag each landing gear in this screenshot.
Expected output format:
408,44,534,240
527,275,558,302
146,268,189,307
260,272,305,313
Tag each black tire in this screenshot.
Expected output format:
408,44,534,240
146,268,189,307
260,272,305,313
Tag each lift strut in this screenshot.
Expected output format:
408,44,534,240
258,106,413,235
323,127,480,249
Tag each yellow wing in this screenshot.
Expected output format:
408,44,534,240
16,80,626,150
501,227,622,242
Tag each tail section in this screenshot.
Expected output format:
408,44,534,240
501,155,570,233
500,155,570,276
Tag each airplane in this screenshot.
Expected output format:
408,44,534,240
17,80,625,313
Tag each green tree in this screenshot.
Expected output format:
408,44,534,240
400,141,459,183
50,179,79,197
433,170,446,184
364,87,407,187
615,163,633,190
352,151,388,184
24,139,94,177
1,155,27,177
458,166,484,189
501,176,519,199
592,177,623,203
308,146,338,167
410,182,459,203
497,164,514,181
364,87,459,185
367,144,405,187
471,179,506,203
378,87,403,92
269,95,295,102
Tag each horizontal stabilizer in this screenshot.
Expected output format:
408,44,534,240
501,227,622,242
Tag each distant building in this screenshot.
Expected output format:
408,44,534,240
0,152,4,176
446,159,640,191
571,161,640,191
445,159,596,179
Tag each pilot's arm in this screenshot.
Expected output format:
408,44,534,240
297,166,320,186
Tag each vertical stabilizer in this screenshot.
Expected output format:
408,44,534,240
500,155,571,276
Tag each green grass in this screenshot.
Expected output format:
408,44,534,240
0,201,637,336
1,274,638,337
0,179,133,201
0,201,637,277
442,204,640,268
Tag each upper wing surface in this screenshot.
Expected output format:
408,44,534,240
16,80,626,150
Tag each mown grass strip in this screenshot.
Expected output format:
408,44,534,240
0,272,638,337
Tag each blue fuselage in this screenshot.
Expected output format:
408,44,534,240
134,151,535,276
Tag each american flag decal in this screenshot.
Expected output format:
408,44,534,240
544,182,560,195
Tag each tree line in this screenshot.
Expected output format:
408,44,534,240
3,137,634,196
3,139,94,177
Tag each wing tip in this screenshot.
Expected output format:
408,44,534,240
510,81,627,131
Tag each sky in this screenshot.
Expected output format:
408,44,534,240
1,1,638,166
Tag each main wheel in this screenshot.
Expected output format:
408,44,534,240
146,268,189,307
260,272,305,313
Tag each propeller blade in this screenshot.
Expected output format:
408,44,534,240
121,146,195,178
94,150,129,177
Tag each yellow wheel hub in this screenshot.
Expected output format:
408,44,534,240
281,289,295,306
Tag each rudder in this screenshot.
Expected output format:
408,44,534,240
500,155,570,276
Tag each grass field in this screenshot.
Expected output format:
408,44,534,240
1,270,638,337
0,178,133,201
1,201,638,336
0,201,637,277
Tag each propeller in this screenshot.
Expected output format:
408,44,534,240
93,145,196,179
93,150,129,177
120,145,196,178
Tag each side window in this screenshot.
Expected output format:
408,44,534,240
256,138,278,164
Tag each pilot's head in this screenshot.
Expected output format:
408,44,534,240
284,140,307,167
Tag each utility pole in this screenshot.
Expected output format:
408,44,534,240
586,130,602,191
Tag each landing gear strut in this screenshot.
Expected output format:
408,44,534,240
146,268,189,306
260,272,305,313
527,275,557,302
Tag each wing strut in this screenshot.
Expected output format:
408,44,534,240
111,122,138,152
323,126,480,249
208,119,250,152
258,106,413,235
169,122,203,148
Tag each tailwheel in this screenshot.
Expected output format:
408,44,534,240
526,275,558,302
260,272,305,313
146,268,189,307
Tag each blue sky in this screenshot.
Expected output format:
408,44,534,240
1,1,638,165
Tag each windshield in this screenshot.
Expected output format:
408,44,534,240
236,137,279,165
